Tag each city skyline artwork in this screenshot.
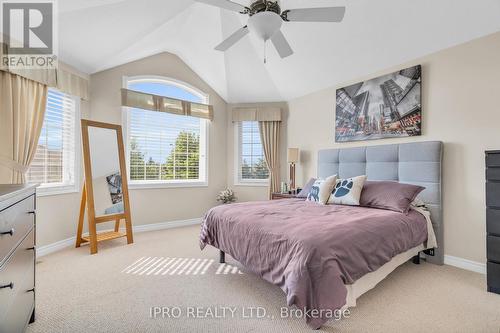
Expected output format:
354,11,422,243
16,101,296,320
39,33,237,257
335,65,422,142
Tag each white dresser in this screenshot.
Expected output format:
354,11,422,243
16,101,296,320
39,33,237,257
0,184,37,333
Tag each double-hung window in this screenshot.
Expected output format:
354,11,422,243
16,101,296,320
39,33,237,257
124,77,208,188
27,88,80,195
235,121,269,185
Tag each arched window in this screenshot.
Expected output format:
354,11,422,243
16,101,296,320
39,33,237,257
123,76,208,187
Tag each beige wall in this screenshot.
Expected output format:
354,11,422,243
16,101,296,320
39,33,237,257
287,31,500,264
25,31,500,267
36,182,87,247
35,53,228,247
89,52,228,231
226,102,288,202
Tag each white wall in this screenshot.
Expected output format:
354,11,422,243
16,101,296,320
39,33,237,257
286,31,500,264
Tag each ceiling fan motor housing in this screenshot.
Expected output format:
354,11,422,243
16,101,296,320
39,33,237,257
249,0,281,16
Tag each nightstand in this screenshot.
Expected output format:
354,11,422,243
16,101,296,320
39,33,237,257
271,192,297,200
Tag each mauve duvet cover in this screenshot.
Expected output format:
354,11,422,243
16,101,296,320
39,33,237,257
199,199,428,328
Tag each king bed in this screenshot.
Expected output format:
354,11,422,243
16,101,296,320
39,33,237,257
200,141,443,329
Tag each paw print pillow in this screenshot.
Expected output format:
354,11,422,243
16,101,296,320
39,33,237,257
328,175,367,206
307,175,337,204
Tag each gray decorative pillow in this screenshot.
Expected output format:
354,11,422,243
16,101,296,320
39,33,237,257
297,178,316,198
360,181,425,214
306,175,337,204
328,175,367,206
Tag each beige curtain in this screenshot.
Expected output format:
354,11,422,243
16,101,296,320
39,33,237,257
232,107,281,122
259,121,281,198
56,68,89,100
0,71,48,184
2,42,89,100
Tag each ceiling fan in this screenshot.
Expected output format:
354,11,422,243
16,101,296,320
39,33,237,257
194,0,345,61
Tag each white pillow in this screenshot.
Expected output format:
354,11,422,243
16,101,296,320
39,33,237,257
328,175,367,206
307,175,338,204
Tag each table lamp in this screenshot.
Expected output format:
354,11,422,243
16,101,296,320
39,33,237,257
287,148,299,190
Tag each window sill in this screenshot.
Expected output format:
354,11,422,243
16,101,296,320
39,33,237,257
234,181,269,187
35,184,79,197
129,181,208,190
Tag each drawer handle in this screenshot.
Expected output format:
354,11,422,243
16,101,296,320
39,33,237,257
27,210,36,215
0,282,14,290
0,228,14,236
27,288,35,293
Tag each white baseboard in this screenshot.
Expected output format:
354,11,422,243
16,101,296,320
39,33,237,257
37,236,76,257
38,221,487,276
37,218,201,258
444,255,486,274
132,218,201,233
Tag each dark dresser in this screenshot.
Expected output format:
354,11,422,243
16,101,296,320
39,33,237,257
0,184,37,333
486,151,500,294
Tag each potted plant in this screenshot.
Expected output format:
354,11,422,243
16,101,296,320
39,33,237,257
216,188,236,204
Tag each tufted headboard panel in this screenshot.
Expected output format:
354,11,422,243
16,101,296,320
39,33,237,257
317,141,443,265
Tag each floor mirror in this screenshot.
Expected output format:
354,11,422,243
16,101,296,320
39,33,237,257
76,119,133,254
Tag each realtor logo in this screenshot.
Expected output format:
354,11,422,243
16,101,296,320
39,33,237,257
1,0,57,69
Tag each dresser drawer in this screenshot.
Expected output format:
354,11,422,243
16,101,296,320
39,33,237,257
487,235,500,263
486,168,500,181
487,208,500,236
0,230,35,333
0,196,34,266
486,153,500,167
487,261,500,293
486,182,500,207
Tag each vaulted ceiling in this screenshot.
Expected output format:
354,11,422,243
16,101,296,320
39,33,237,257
58,0,500,103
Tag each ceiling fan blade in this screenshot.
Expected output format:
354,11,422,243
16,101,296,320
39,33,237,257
282,7,346,22
193,0,248,13
271,30,293,59
215,26,249,51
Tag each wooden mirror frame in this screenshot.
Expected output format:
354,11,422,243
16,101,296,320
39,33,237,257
76,119,133,254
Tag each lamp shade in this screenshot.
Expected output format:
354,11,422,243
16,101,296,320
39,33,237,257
287,148,299,163
247,12,283,41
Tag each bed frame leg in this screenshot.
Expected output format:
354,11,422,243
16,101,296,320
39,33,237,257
219,250,225,264
412,253,420,265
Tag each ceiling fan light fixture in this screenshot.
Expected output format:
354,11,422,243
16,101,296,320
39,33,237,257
247,11,283,41
197,0,345,62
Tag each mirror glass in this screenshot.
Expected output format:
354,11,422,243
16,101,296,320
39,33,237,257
88,126,124,216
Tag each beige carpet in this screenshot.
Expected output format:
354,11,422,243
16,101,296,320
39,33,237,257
28,225,500,333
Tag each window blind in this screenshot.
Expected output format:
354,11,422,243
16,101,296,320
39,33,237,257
128,108,205,182
27,89,77,187
238,121,269,181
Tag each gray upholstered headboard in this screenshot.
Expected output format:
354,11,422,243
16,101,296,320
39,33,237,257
317,141,443,265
